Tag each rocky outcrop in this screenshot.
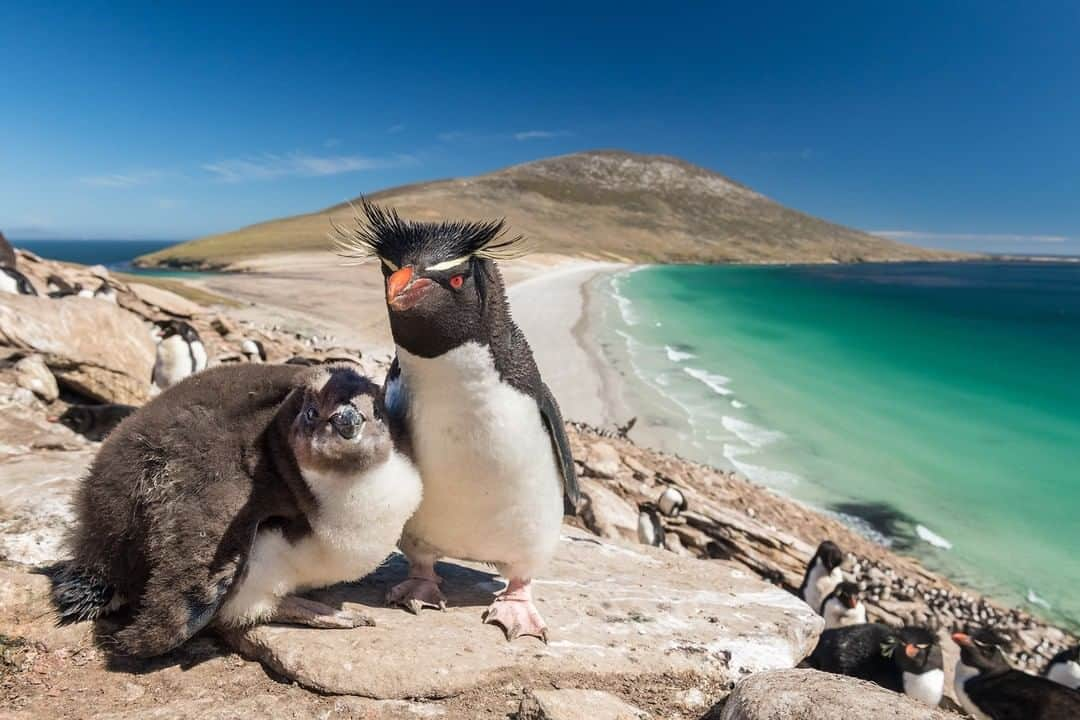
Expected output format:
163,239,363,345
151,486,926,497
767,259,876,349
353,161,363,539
0,294,155,404
517,689,648,720
12,355,58,403
718,669,954,720
229,528,822,699
125,282,204,318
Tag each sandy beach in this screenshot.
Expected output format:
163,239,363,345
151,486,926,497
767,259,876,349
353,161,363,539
186,250,629,425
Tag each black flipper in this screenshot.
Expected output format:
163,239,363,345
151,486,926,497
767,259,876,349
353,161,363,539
537,381,580,515
379,356,413,459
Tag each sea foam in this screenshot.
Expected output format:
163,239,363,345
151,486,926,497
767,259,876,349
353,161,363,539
723,444,801,488
721,416,784,448
915,524,953,550
665,345,695,362
684,367,732,396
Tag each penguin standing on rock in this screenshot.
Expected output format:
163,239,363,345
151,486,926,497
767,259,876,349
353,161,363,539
636,502,665,547
51,363,422,658
821,581,867,629
335,200,579,642
656,486,687,517
807,623,945,706
242,339,267,362
799,540,844,614
1044,645,1080,690
151,320,208,391
954,631,1080,719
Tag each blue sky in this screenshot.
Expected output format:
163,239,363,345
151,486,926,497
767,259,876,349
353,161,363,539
2,2,1078,254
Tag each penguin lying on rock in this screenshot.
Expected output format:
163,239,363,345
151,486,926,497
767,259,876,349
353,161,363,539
799,540,844,615
0,266,37,296
806,623,944,706
51,404,137,441
821,581,867,629
335,200,579,642
954,631,1080,719
1044,644,1080,690
51,363,422,658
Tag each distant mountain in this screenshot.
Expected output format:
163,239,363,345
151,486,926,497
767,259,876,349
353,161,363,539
136,150,962,268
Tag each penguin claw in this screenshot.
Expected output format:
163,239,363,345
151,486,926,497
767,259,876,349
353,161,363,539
386,577,447,613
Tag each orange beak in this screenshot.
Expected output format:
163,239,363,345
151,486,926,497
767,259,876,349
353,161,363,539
904,643,919,659
952,632,972,647
386,266,413,301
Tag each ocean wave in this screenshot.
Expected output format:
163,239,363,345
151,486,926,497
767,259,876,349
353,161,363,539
609,275,639,326
825,509,894,547
1026,589,1052,609
684,367,732,396
665,345,695,362
721,416,784,448
915,524,953,550
723,443,802,488
731,399,747,409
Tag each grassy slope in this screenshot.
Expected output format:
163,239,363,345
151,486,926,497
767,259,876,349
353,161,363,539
138,151,965,268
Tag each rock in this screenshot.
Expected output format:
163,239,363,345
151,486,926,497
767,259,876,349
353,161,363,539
0,294,156,404
622,455,654,479
127,282,204,317
580,477,639,540
229,529,821,698
13,355,58,402
585,441,622,478
210,314,240,338
718,669,954,720
518,689,647,720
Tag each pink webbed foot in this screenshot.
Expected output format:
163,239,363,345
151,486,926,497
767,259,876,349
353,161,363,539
386,574,447,615
482,578,548,643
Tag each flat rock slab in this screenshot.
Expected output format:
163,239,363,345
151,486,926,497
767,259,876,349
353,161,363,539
230,529,822,699
719,669,954,720
519,689,648,720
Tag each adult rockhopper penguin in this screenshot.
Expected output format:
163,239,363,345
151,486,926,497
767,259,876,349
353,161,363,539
953,631,1080,720
334,200,579,642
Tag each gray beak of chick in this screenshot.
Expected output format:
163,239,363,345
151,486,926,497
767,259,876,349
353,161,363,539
330,407,364,439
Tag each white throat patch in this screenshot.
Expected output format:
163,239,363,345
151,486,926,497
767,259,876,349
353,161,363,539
902,668,944,706
1047,659,1080,689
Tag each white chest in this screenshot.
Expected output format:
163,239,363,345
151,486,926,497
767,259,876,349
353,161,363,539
153,337,207,389
803,561,841,613
903,668,944,706
823,598,866,629
954,661,992,720
396,343,563,573
1047,659,1080,689
0,273,18,295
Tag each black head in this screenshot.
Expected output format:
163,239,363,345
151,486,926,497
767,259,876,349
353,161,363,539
827,581,862,610
289,365,391,476
332,200,531,357
55,406,94,434
883,626,943,674
953,629,1012,674
155,319,200,344
815,540,844,571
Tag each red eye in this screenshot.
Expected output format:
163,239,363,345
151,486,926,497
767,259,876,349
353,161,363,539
449,275,464,289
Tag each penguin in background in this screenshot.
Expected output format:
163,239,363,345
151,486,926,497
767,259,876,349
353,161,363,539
954,630,1080,720
656,486,687,517
151,320,208,391
93,280,117,303
637,501,665,547
799,540,844,614
241,339,267,362
334,200,579,642
0,266,38,296
52,404,137,442
0,231,15,268
821,581,867,629
1044,644,1080,690
47,274,81,298
807,623,945,706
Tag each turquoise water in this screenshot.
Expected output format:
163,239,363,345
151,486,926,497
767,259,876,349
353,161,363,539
595,262,1080,629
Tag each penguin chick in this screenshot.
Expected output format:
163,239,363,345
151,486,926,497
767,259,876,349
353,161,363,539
807,623,944,706
1044,644,1080,690
821,581,867,629
656,486,687,517
954,630,1080,720
51,363,422,658
0,266,38,296
52,403,137,441
799,540,844,615
151,319,208,391
337,200,579,643
636,501,665,547
241,339,267,362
